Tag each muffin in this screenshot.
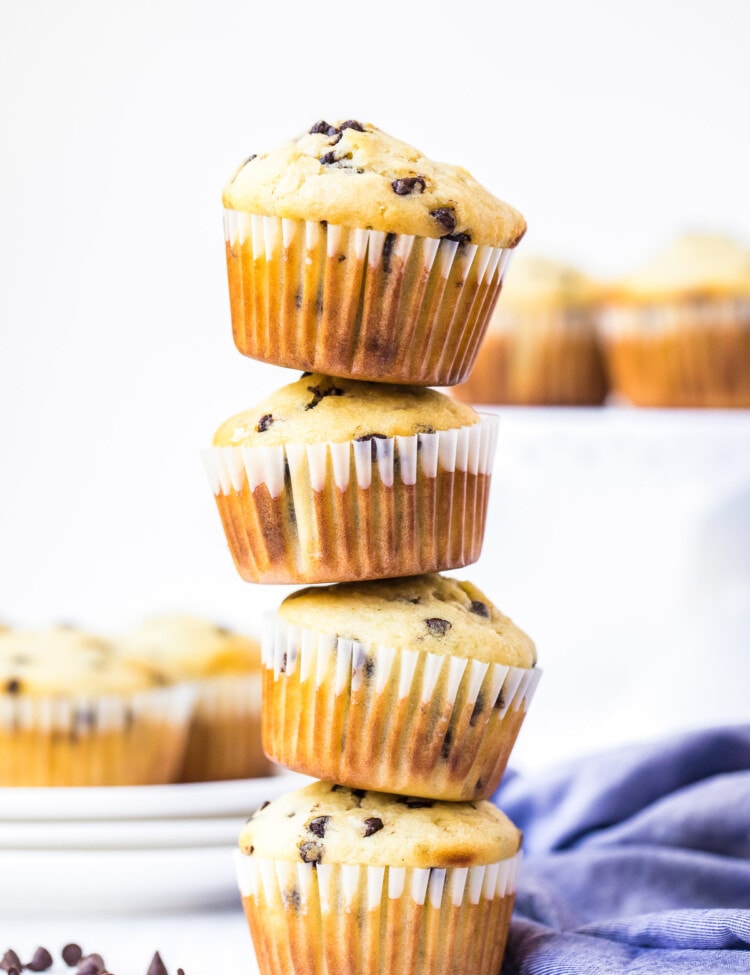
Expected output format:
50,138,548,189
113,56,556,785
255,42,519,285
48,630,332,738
262,573,539,800
452,253,609,405
119,615,269,782
202,373,499,584
236,780,522,975
0,627,195,786
599,232,750,407
222,119,526,386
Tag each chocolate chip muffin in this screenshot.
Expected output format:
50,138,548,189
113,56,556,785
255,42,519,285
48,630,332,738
599,232,750,407
262,572,539,800
452,253,609,405
119,615,269,783
236,780,522,975
0,627,195,786
222,119,526,386
203,373,499,584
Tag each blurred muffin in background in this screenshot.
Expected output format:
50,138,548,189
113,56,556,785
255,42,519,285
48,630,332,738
452,253,608,406
599,232,750,407
120,615,269,782
0,627,194,786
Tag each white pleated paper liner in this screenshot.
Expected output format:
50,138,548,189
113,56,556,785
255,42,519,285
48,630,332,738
260,614,541,801
202,415,499,585
235,850,520,975
0,683,196,787
179,672,270,783
224,210,514,386
599,297,750,407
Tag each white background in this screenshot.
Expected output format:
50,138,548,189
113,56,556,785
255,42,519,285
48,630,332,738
2,0,750,775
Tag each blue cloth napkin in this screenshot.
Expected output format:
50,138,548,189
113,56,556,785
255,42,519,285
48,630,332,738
493,724,750,974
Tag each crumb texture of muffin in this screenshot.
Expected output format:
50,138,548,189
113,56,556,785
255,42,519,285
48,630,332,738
222,120,526,385
204,375,498,584
453,253,609,405
0,628,195,786
119,614,269,782
262,573,539,800
600,232,750,407
236,781,521,975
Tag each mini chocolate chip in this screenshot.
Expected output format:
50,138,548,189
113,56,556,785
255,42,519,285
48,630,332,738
4,678,21,695
382,231,397,273
259,800,271,811
26,948,53,972
363,817,384,836
430,207,457,234
340,120,365,131
146,953,168,975
319,151,338,165
445,231,472,244
319,220,328,229
391,175,426,195
299,840,324,863
338,253,346,262
77,955,106,975
309,120,339,135
397,796,434,808
256,413,273,433
1,951,22,972
351,787,366,799
242,154,257,166
305,384,345,411
469,600,490,618
62,945,83,967
441,728,454,759
308,815,330,838
424,618,452,637
354,432,388,460
329,132,342,146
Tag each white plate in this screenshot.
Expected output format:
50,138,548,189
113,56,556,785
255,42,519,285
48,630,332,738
0,845,242,916
0,770,311,821
0,815,245,850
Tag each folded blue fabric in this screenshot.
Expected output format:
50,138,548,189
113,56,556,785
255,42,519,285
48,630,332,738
493,724,750,974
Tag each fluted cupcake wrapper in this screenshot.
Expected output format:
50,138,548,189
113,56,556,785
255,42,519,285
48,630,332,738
202,416,499,585
0,683,196,786
179,673,269,783
224,211,513,386
599,297,750,407
236,850,520,975
260,614,541,801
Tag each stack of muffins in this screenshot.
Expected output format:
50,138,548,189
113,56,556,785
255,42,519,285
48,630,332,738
202,120,541,975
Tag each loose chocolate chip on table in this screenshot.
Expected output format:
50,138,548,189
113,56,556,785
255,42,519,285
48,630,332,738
299,840,324,863
77,955,106,975
177,970,185,975
391,175,426,195
363,817,384,837
62,945,83,967
256,413,274,433
1,951,22,972
308,815,330,838
4,678,21,694
26,948,53,972
469,600,490,618
146,952,168,975
429,207,457,234
424,618,452,637
7,968,19,975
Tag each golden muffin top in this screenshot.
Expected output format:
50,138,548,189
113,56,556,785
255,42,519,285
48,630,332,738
222,119,526,248
213,373,478,447
496,254,602,313
278,573,536,668
239,780,521,868
0,627,166,697
611,232,750,302
118,615,262,681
